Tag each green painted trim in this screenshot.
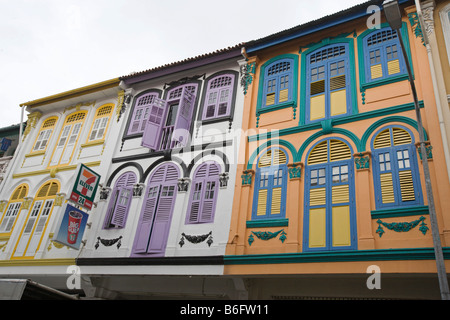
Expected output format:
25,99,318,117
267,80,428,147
298,36,358,126
297,128,361,162
357,22,414,91
224,247,450,265
246,139,298,170
371,205,429,219
360,114,428,151
246,219,289,228
248,101,425,153
256,54,299,114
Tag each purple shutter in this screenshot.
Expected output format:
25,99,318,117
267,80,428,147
132,163,179,255
147,183,177,253
107,172,136,228
171,89,195,147
141,98,167,149
186,162,220,224
202,74,234,119
133,185,160,253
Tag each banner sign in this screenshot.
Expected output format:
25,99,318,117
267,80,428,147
54,204,89,250
70,164,100,210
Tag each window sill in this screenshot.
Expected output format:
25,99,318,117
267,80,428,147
371,205,428,219
246,218,289,228
24,150,46,158
257,101,296,115
81,140,105,148
360,73,409,91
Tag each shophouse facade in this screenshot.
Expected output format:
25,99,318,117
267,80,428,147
75,47,247,299
0,79,123,296
225,0,450,299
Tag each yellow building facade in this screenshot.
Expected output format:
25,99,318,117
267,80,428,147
225,0,450,299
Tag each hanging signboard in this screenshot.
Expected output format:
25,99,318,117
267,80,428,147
54,204,89,250
69,164,101,210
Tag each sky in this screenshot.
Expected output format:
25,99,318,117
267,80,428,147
0,0,368,128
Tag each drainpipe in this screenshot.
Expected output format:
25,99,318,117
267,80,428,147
415,0,450,184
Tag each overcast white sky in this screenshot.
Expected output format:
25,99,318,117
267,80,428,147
0,0,368,128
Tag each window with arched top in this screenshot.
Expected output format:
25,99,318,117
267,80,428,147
13,180,59,258
304,139,356,252
127,92,160,135
104,171,137,229
0,184,28,234
186,161,221,224
371,126,422,209
88,104,113,142
251,148,288,220
31,117,58,153
49,111,87,167
202,74,235,120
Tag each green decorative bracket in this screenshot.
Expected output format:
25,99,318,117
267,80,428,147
241,170,254,186
287,162,303,180
417,143,433,160
354,152,371,170
407,12,426,46
241,62,256,95
248,229,287,246
376,216,429,237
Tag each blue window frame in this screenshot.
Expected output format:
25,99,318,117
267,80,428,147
363,27,406,83
306,43,351,123
257,54,298,114
303,138,357,252
371,126,423,209
251,148,288,220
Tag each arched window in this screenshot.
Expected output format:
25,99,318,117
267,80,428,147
363,27,406,82
13,180,59,258
0,184,28,234
49,111,87,167
251,148,288,220
186,161,221,224
202,74,235,119
304,139,356,251
31,117,58,153
306,44,351,122
88,104,113,142
127,92,160,135
103,172,136,229
133,163,179,255
261,58,295,109
371,126,422,208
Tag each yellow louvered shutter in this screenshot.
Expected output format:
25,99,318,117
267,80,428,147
332,185,349,204
399,170,415,202
279,89,289,103
273,149,287,165
258,150,272,168
310,188,326,206
256,189,268,216
271,187,282,215
329,140,351,162
380,173,395,204
370,64,383,79
266,93,275,106
392,128,412,146
308,141,328,164
387,59,400,75
374,129,391,149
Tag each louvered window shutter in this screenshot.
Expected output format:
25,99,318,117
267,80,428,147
172,89,195,147
133,185,160,253
263,60,292,108
186,162,220,224
108,172,136,228
141,98,168,150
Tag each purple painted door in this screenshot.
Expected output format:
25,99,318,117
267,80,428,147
141,98,168,150
133,163,179,255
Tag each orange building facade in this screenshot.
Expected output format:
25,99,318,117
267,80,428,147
225,0,450,299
